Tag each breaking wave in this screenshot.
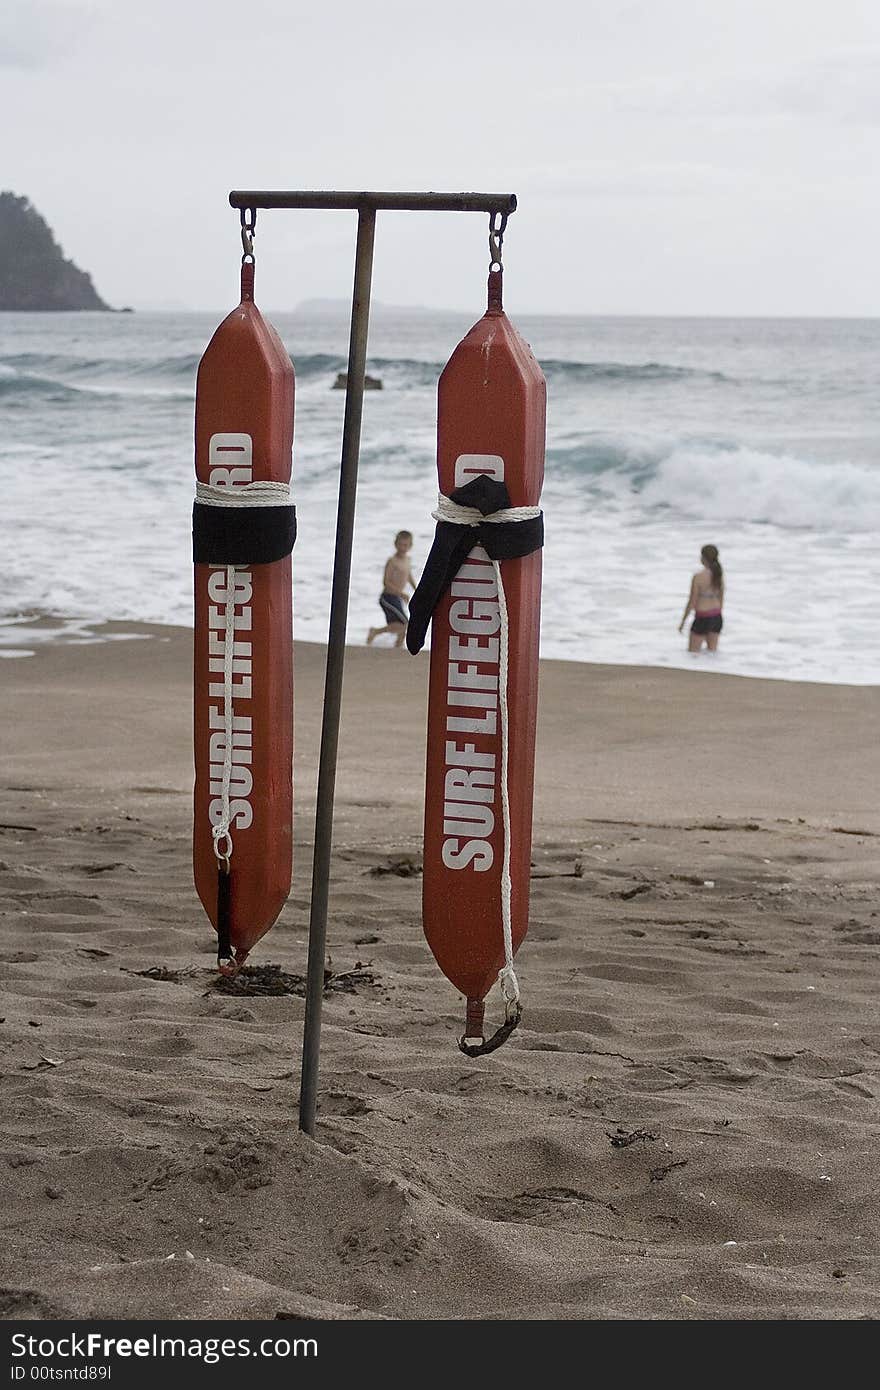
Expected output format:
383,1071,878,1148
548,434,880,531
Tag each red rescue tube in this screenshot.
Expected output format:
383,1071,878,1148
193,263,295,969
422,272,546,1040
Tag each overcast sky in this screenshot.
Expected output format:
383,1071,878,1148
3,0,879,315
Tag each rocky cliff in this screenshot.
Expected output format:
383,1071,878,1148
0,192,111,311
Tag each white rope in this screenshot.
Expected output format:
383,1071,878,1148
211,563,237,868
492,556,518,1016
432,494,540,527
197,481,289,869
434,492,541,1018
196,480,290,507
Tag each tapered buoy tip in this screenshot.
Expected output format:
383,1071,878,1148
240,261,255,302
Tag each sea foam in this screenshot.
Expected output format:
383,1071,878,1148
2,308,878,683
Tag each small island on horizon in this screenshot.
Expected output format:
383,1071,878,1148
0,192,114,312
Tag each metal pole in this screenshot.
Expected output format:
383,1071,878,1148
299,206,377,1135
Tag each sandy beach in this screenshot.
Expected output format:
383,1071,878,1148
1,624,879,1321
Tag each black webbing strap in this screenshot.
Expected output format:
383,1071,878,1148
406,475,543,654
192,502,296,565
458,1004,522,1057
216,865,232,965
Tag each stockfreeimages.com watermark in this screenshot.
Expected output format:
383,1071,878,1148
11,1332,317,1372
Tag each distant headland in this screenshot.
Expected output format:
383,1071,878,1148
0,192,113,311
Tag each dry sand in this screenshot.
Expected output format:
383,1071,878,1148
1,624,879,1320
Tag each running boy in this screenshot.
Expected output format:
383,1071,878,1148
367,530,416,648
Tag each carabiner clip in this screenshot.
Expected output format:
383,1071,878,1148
240,207,256,262
489,210,507,271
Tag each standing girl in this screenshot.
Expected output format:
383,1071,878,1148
679,544,724,653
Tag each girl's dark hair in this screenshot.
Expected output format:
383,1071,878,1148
395,530,413,543
701,544,723,591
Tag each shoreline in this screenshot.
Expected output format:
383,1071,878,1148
3,619,879,832
3,616,880,824
2,612,879,691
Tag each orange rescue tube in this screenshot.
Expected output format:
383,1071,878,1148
417,271,546,1047
192,262,295,970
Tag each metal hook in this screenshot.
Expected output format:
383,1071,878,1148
489,209,507,271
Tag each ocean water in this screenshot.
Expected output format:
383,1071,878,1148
2,306,878,683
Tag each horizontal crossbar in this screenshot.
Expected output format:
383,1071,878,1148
229,190,517,214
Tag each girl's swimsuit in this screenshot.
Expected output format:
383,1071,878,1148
691,575,723,635
691,609,723,635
